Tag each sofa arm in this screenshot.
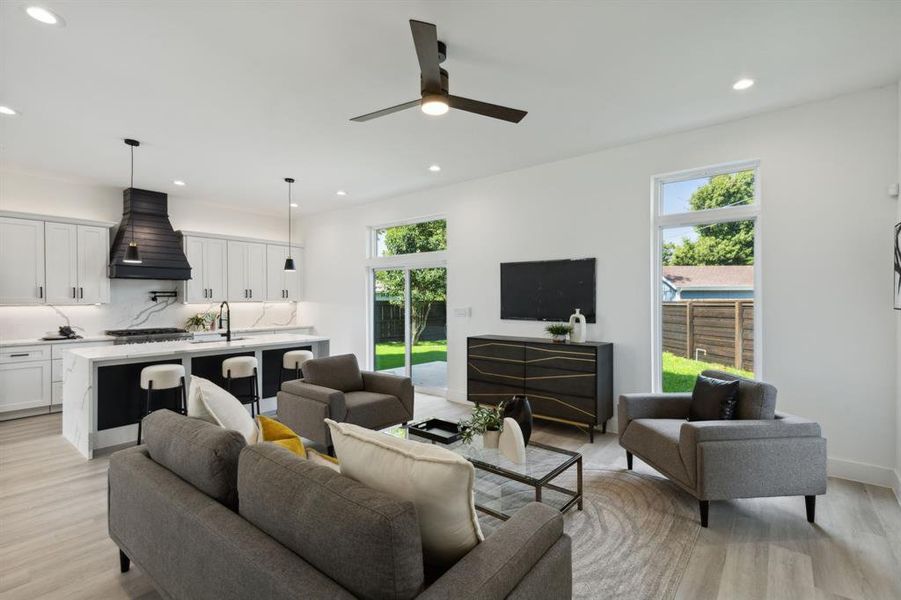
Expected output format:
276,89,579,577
280,381,346,420
681,413,822,445
362,371,414,419
420,503,569,600
617,393,692,438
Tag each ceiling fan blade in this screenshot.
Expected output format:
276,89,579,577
410,20,442,93
447,95,527,123
350,99,420,122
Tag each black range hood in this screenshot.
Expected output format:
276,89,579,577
108,188,192,280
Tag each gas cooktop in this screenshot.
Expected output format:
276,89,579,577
105,328,192,344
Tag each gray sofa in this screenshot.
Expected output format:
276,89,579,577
109,410,572,600
277,353,414,448
618,370,827,527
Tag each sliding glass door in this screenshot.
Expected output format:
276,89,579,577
371,266,447,393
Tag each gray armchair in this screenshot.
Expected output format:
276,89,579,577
277,353,414,448
618,370,826,527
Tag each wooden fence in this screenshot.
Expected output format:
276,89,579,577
662,300,754,372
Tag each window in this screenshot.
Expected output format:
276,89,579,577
652,162,761,392
374,219,446,257
368,218,448,393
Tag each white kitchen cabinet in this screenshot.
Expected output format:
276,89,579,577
45,222,78,303
45,223,110,305
76,225,110,304
0,217,45,305
266,244,302,301
184,236,228,303
0,361,52,413
227,241,266,301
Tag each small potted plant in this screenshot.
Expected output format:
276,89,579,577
185,312,215,332
458,401,506,448
545,322,573,343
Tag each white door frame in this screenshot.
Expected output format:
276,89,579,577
650,160,763,392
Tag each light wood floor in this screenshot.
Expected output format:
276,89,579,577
1,395,900,599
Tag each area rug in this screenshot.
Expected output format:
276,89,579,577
477,468,700,600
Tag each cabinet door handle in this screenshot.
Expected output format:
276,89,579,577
10,353,29,358
250,289,253,299
209,288,213,298
203,288,207,298
79,287,83,299
72,287,77,298
38,286,43,299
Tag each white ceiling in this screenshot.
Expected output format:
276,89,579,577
1,1,900,216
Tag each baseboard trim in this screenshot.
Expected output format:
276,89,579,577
827,457,898,491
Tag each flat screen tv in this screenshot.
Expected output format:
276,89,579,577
500,258,596,322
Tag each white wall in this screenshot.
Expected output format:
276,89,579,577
896,81,901,498
302,85,900,485
0,169,305,338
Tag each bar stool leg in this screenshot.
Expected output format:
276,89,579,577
253,368,260,417
180,376,188,415
138,381,153,445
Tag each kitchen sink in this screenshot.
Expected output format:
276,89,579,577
189,336,246,344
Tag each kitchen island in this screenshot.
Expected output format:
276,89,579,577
62,333,329,458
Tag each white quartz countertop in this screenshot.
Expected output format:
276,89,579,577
0,324,314,348
67,333,328,362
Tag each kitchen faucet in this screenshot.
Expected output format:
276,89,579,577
218,301,231,342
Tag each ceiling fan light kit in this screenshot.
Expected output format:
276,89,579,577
350,20,527,124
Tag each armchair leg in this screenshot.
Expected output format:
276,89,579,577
119,549,130,573
805,495,816,523
626,451,633,470
699,500,709,527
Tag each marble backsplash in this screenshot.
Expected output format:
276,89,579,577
0,279,301,341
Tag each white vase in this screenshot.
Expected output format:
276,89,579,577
499,418,527,464
568,308,587,343
482,429,500,449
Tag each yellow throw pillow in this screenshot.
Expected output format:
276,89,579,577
256,416,306,458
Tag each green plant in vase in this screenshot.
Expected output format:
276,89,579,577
459,401,506,448
185,312,214,332
544,322,573,343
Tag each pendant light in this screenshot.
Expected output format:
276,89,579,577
122,138,142,264
283,177,297,272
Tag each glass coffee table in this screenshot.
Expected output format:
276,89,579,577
402,424,583,521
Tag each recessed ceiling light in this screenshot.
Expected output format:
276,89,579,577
290,202,298,208
0,106,17,116
429,164,441,172
336,190,347,196
173,180,186,186
25,6,64,26
732,78,754,91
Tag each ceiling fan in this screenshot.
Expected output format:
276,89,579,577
350,20,527,124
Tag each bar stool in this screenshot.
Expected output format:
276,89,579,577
280,350,314,387
222,356,260,417
138,364,186,445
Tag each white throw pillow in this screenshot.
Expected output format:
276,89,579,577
187,376,258,444
326,419,483,567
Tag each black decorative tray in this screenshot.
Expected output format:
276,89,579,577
408,418,462,444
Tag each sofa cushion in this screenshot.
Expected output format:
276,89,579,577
238,444,423,600
620,418,692,486
187,375,259,444
345,390,409,429
302,353,364,392
142,409,245,509
689,375,739,421
326,419,484,568
702,370,777,420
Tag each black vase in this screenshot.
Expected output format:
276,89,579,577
504,395,532,446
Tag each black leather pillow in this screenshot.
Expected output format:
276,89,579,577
689,375,739,421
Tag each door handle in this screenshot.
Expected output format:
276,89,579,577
72,287,77,298
250,289,253,299
79,287,83,299
203,288,207,298
38,286,43,299
10,353,29,358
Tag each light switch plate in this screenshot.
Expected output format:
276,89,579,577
453,307,472,318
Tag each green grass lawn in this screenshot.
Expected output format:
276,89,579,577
663,352,754,392
375,340,447,371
